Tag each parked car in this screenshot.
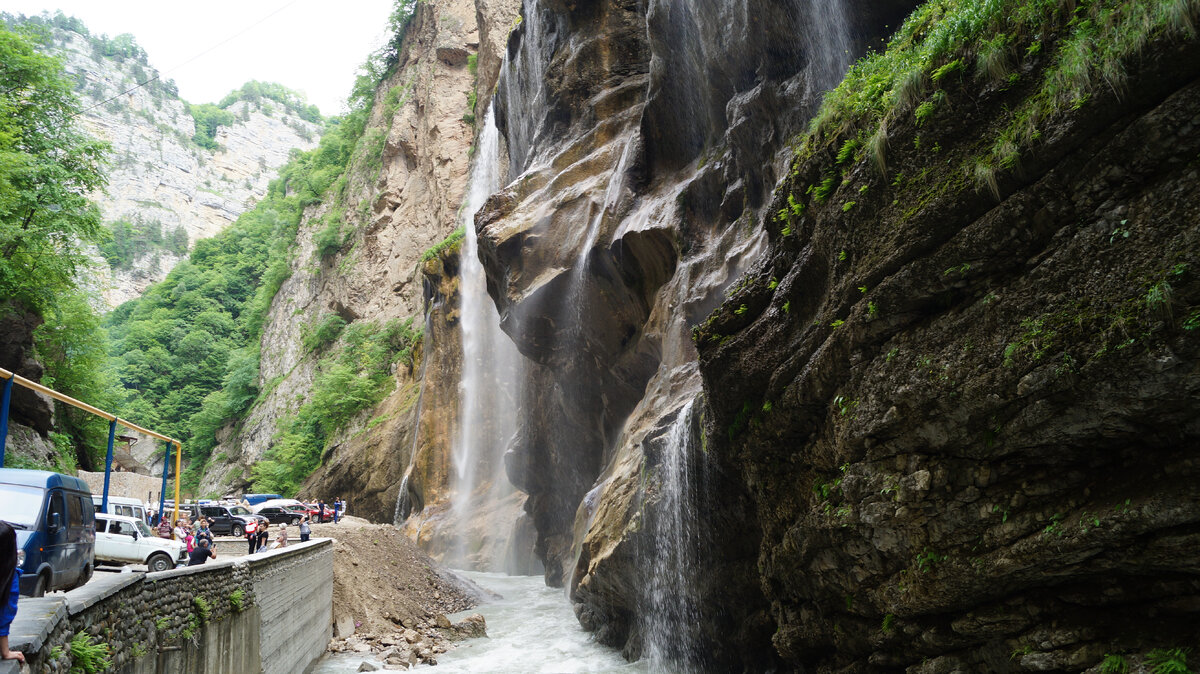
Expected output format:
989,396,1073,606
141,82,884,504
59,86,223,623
197,504,265,537
304,503,335,519
256,506,302,525
94,513,186,572
92,494,149,523
0,468,96,597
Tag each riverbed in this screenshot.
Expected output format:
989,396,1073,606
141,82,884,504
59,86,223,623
312,571,656,673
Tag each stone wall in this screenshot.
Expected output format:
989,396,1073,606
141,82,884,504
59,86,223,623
77,471,165,506
8,539,332,674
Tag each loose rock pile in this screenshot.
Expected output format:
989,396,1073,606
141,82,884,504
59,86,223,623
317,518,492,668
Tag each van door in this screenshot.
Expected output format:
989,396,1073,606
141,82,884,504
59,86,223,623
43,490,69,588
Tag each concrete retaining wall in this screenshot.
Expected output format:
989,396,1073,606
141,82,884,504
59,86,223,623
6,539,332,674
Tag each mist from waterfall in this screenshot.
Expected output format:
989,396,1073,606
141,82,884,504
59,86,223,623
448,107,526,570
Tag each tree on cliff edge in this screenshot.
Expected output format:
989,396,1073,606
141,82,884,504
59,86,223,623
0,21,108,317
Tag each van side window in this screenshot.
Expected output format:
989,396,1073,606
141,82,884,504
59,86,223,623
67,493,82,527
80,498,94,527
116,505,132,518
46,491,66,529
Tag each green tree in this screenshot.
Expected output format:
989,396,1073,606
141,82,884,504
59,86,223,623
0,22,108,316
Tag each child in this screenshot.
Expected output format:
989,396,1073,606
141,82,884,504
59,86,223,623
1,521,25,664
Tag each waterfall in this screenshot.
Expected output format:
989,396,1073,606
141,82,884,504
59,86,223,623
800,0,854,96
448,107,526,570
638,399,705,671
497,0,552,178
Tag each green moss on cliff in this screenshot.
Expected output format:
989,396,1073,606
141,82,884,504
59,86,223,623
804,0,1200,184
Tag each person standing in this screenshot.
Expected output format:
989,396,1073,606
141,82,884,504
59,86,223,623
157,517,172,539
317,500,326,524
194,518,214,549
1,521,25,664
188,538,216,566
245,518,259,554
299,517,311,543
333,498,341,524
256,521,269,553
275,524,288,549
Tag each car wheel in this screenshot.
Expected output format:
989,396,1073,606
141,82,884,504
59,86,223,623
77,563,93,587
148,553,173,572
291,516,300,525
32,573,48,598
232,524,244,537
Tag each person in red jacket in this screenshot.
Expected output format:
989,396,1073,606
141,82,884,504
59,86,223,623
245,517,259,554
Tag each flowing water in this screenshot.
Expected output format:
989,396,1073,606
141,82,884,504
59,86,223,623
312,572,654,673
447,108,526,570
638,400,703,671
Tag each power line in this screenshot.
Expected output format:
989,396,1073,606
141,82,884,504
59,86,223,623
72,0,306,118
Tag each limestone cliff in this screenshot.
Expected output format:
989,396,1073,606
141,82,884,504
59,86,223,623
36,24,320,308
204,0,522,528
468,0,1200,669
472,0,914,661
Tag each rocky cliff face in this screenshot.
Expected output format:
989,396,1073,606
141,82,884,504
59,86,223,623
693,11,1200,674
464,0,1200,669
471,0,914,662
41,27,320,307
205,0,522,528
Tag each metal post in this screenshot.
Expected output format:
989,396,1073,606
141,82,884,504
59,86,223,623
0,376,12,466
101,420,116,511
172,442,182,527
158,442,172,533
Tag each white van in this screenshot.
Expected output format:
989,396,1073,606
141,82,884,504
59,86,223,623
94,513,186,572
92,494,149,524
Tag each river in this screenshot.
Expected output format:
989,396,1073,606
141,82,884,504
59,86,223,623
312,571,656,673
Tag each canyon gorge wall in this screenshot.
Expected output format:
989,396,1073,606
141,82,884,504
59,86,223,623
116,0,1196,670
36,22,321,308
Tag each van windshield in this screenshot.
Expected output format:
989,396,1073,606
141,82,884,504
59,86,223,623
0,484,45,528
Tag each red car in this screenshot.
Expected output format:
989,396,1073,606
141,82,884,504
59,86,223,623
303,503,335,519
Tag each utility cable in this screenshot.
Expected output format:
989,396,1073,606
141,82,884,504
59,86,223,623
72,0,305,119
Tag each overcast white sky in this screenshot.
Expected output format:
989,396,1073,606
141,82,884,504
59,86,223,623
3,0,395,115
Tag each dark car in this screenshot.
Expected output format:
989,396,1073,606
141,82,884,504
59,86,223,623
0,468,96,596
198,504,265,537
256,506,302,525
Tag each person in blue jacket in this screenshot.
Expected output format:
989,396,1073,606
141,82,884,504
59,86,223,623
1,520,25,664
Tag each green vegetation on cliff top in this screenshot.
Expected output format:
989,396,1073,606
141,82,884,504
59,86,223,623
802,0,1199,181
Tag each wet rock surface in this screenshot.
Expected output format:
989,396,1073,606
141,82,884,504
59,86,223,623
477,0,917,666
